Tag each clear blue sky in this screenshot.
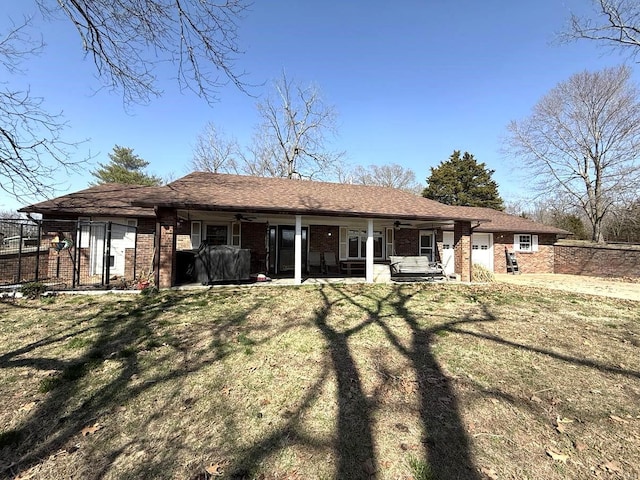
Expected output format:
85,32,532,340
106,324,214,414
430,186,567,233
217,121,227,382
0,0,630,212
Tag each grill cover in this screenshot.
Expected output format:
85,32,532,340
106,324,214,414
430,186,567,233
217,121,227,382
193,245,251,284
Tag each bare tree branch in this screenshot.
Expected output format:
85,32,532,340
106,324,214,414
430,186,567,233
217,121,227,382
1,19,84,203
190,122,240,173
246,71,344,180
505,65,640,242
344,163,421,193
564,0,640,59
36,0,249,105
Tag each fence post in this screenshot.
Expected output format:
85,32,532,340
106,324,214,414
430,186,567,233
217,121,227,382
34,221,41,281
17,223,24,283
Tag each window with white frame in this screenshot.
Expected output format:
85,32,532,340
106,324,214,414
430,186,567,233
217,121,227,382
345,229,383,259
190,221,202,249
514,234,538,252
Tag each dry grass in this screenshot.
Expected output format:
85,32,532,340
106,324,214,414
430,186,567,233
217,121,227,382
0,282,638,479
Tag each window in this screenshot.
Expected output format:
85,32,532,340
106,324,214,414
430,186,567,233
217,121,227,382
231,222,241,246
514,234,538,252
345,229,383,259
205,225,228,246
77,217,90,248
191,221,202,249
419,231,435,260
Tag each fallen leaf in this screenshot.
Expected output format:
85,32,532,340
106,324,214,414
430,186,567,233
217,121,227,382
394,423,409,433
81,423,101,436
205,461,227,476
546,448,569,463
480,466,499,479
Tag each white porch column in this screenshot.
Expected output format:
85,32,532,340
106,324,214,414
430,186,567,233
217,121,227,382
366,219,374,283
294,215,302,285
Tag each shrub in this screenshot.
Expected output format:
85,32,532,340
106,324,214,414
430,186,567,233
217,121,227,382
20,282,48,299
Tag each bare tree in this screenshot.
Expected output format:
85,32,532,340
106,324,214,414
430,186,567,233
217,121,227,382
36,0,249,105
2,1,249,203
1,18,83,202
191,122,240,173
247,71,343,179
506,65,640,242
565,0,640,58
344,163,421,193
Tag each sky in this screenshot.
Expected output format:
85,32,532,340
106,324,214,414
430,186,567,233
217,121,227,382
0,0,631,212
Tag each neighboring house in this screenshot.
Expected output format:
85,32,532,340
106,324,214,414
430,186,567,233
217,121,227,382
20,173,569,288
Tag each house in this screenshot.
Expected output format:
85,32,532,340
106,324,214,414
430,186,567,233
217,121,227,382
20,172,569,288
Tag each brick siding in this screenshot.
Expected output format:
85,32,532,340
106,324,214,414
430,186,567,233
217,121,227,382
241,222,268,274
454,221,472,282
394,229,419,256
0,250,49,284
309,225,340,255
492,233,556,274
554,243,640,277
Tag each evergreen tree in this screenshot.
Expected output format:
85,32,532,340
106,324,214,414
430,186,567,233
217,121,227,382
422,150,504,210
91,145,162,186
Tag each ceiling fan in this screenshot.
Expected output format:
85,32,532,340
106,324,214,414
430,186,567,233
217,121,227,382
235,213,256,222
394,220,413,229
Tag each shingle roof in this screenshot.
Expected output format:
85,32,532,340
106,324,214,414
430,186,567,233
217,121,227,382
19,173,570,235
19,183,157,217
449,206,570,234
135,172,488,222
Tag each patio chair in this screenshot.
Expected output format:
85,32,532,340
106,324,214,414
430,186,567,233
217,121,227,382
323,252,339,274
309,251,323,273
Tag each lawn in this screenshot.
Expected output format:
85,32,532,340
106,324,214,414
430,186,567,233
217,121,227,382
0,282,638,479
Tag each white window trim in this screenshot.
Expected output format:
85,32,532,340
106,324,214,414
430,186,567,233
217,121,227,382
514,234,538,252
77,216,90,248
191,221,202,249
339,226,384,260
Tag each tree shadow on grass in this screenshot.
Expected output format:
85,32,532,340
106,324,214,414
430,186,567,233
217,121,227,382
0,290,280,479
323,283,483,480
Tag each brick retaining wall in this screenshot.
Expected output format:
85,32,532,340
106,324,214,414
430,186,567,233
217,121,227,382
554,243,640,277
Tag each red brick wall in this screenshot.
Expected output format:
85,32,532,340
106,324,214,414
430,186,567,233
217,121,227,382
394,229,419,256
554,243,640,277
454,221,472,282
157,210,176,288
493,233,556,274
309,225,340,254
241,222,268,274
0,251,49,284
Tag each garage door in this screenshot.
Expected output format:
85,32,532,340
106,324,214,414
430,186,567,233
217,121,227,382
471,233,493,272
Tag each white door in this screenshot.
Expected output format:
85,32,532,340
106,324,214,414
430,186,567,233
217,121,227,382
442,232,455,276
471,233,493,271
90,220,136,277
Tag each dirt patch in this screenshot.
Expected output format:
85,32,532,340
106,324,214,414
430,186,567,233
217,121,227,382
495,273,640,301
